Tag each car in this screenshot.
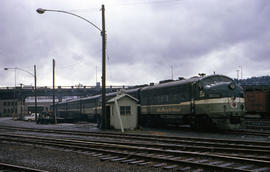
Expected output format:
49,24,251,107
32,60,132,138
24,113,39,121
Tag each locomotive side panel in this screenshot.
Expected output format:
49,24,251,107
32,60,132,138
140,75,245,130
81,97,100,122
140,82,194,126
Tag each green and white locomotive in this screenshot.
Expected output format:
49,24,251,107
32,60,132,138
54,74,245,130
140,74,245,130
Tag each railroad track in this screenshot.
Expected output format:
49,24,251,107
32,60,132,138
1,126,270,161
244,118,270,130
0,162,48,172
0,126,270,171
229,129,270,137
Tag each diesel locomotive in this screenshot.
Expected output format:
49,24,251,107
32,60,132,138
139,74,245,130
53,74,245,130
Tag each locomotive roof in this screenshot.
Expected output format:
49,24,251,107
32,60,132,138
141,76,200,91
141,74,233,91
56,74,233,104
200,74,233,82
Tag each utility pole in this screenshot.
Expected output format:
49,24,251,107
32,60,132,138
171,65,173,80
96,65,98,84
101,5,107,129
239,66,243,80
53,59,57,124
34,65,38,123
36,5,106,127
236,69,240,82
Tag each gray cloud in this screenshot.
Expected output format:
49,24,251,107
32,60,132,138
1,0,270,87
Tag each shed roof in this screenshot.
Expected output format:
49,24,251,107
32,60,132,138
107,93,139,103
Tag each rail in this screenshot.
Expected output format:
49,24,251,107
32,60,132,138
0,162,49,172
1,130,270,171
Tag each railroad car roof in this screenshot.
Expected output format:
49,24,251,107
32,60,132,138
55,87,141,105
141,76,200,91
141,74,233,91
56,94,101,105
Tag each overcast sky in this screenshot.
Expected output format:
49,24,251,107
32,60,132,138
0,0,269,87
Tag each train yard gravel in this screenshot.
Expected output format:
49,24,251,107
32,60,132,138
0,143,168,172
0,117,270,172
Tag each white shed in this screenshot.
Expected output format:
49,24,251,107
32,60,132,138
107,93,139,131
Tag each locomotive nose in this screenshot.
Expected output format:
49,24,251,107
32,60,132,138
203,81,241,98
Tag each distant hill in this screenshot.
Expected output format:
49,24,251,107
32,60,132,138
237,76,270,86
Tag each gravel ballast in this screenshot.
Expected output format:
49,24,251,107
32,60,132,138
0,117,269,172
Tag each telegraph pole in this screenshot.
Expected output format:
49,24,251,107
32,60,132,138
101,4,107,129
36,5,106,127
34,65,37,123
53,59,57,124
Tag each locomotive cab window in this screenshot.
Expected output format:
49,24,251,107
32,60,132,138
120,106,131,115
201,76,232,86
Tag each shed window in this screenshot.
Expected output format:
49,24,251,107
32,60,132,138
120,106,131,115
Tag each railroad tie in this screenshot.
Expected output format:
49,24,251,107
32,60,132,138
98,155,110,159
218,163,234,168
152,163,167,168
92,153,103,157
128,160,145,164
194,159,209,163
121,159,136,163
100,156,118,161
235,165,254,170
169,157,182,160
183,158,194,161
88,152,96,155
138,161,152,166
110,157,127,162
163,164,178,169
160,155,175,159
207,161,223,165
254,167,270,172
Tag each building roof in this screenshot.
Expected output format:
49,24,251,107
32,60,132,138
107,93,139,103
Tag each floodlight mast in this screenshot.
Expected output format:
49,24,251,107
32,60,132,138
4,66,38,122
36,5,108,128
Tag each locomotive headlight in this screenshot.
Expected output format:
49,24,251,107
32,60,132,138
228,82,236,90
